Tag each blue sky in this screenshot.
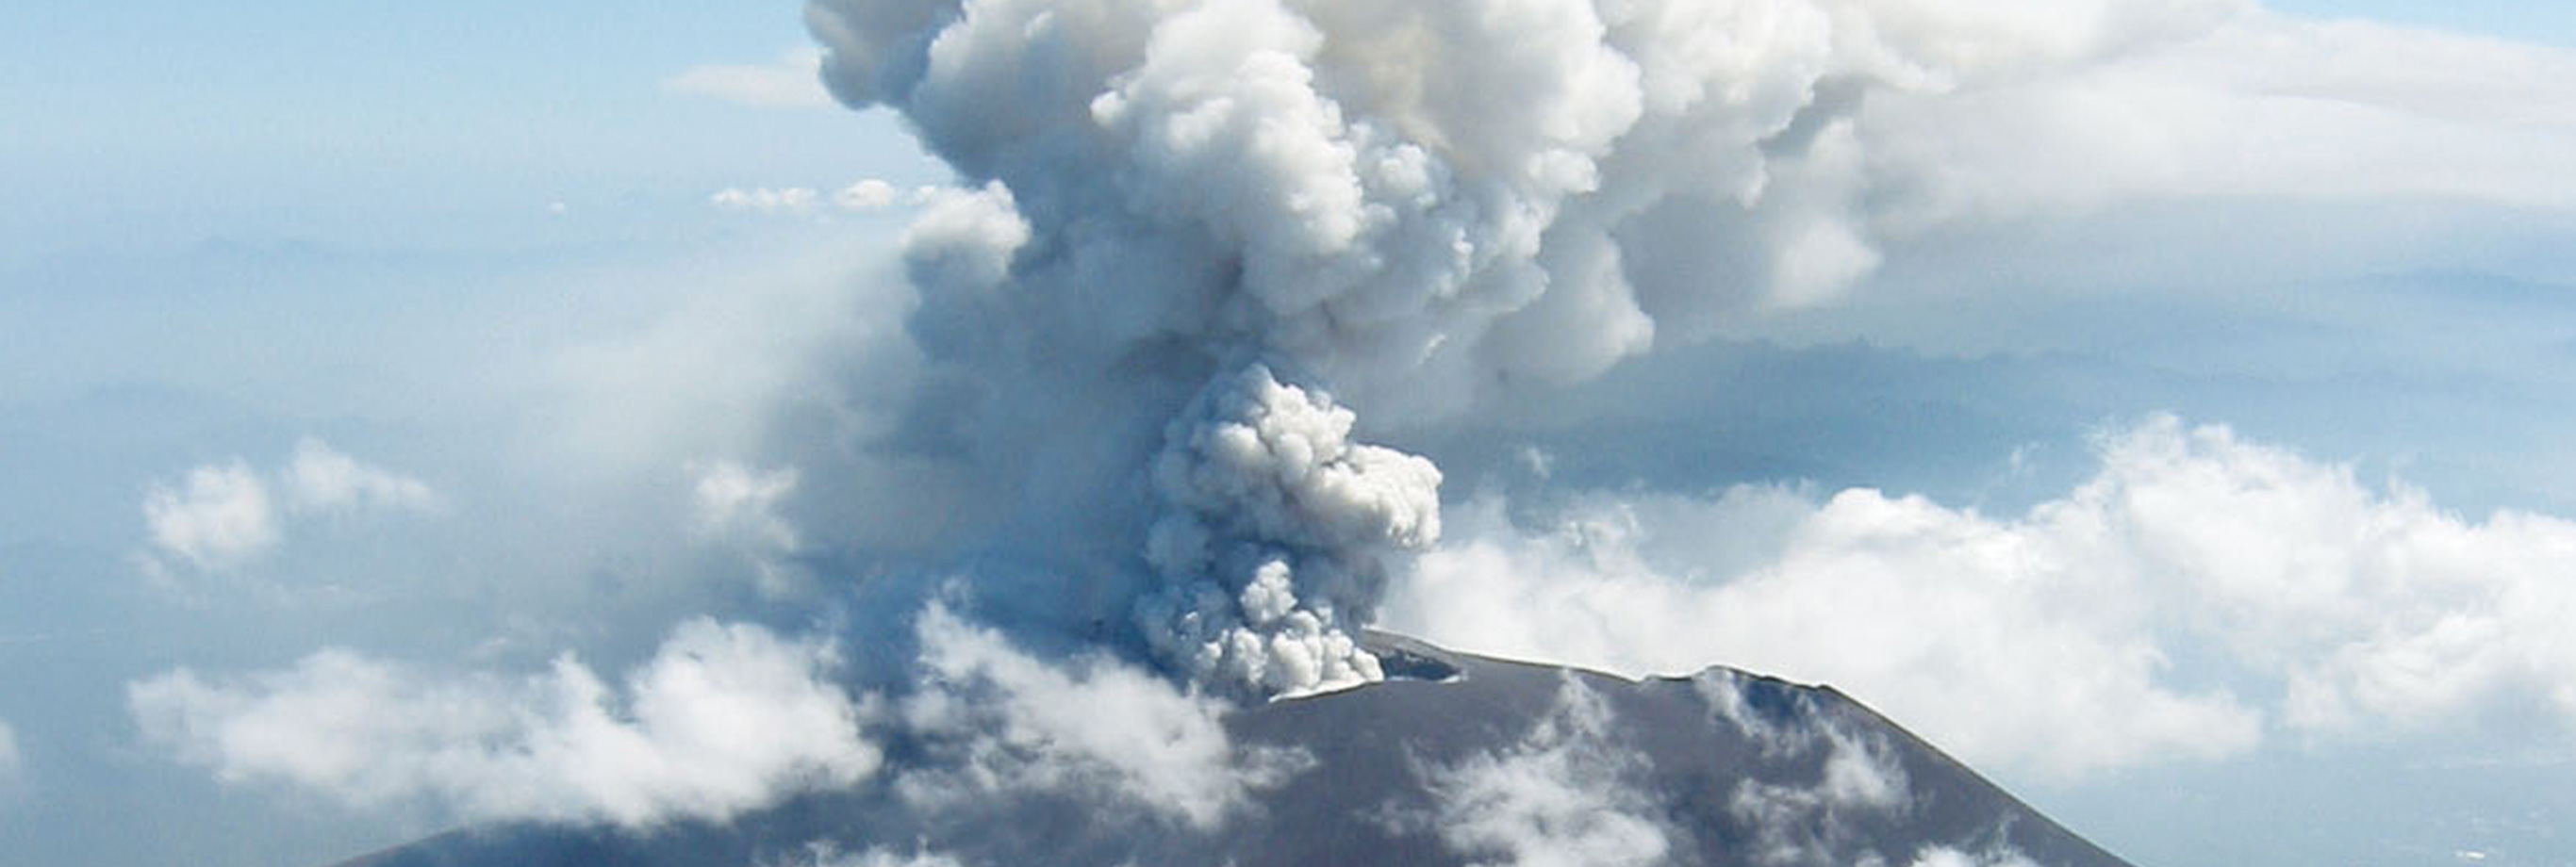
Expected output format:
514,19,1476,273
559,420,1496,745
8,2,2576,866
0,0,941,257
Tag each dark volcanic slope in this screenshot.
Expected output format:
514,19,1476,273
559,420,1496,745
339,636,2130,867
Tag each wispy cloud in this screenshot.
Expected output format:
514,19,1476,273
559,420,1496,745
1427,677,1673,867
664,48,833,109
1908,845,2041,867
710,180,926,216
1698,670,1915,865
896,603,1308,829
283,438,438,515
140,440,437,575
763,842,969,867
689,460,806,596
0,717,21,787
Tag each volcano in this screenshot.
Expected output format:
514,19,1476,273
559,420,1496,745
337,634,2129,867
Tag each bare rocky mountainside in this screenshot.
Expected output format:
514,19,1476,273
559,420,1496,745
337,635,2131,867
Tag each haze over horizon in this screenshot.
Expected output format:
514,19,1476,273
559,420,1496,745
8,2,2576,865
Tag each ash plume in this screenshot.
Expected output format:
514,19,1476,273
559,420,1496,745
1136,364,1440,695
801,0,2256,695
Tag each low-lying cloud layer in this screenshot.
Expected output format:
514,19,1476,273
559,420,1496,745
1388,416,2576,779
125,598,1303,836
129,619,878,828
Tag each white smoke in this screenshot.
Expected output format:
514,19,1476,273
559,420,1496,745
1136,364,1440,696
773,0,2576,742
797,0,2576,698
808,0,2478,426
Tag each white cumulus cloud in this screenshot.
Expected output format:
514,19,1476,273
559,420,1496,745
1388,415,2576,780
835,179,900,210
713,187,824,215
143,461,280,570
128,618,878,828
141,441,437,574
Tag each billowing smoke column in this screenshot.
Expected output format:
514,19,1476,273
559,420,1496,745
1139,364,1440,695
807,0,2238,695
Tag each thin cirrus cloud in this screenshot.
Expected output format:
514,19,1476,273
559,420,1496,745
140,439,438,573
1384,415,2576,781
710,180,920,216
764,843,969,867
664,48,835,109
0,717,20,786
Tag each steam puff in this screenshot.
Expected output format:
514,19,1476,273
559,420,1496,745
1136,365,1440,696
